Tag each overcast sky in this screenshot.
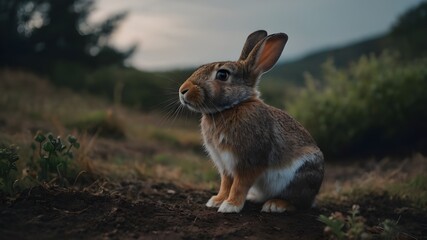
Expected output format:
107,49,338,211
93,0,422,70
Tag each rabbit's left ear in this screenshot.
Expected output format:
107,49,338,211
246,33,288,76
239,30,267,61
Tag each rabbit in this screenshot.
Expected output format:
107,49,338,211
178,30,324,213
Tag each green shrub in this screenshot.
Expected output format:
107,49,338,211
287,52,427,157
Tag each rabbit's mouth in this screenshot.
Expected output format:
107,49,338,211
180,97,224,114
179,95,202,112
180,98,198,111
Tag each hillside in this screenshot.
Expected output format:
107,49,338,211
265,2,427,86
266,35,386,85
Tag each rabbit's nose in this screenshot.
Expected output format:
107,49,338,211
180,88,189,95
179,80,193,95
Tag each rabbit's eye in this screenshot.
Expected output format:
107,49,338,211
215,69,229,81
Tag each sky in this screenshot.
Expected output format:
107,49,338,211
93,0,422,71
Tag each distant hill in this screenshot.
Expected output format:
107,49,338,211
265,35,387,86
163,33,390,89
156,34,392,108
265,1,427,86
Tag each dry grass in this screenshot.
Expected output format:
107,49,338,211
0,68,215,188
319,154,427,208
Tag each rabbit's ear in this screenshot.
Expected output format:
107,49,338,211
239,30,268,61
246,33,288,76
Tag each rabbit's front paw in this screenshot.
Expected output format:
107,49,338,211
218,201,244,213
206,196,224,208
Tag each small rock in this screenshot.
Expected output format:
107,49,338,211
166,189,176,194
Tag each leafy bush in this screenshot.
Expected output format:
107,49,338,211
287,52,427,157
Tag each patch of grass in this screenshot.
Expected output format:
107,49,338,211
150,131,181,148
319,155,427,210
150,128,202,149
147,153,218,186
388,174,427,210
66,110,126,139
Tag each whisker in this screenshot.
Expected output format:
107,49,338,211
158,99,182,126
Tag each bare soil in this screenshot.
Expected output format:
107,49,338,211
1,180,426,240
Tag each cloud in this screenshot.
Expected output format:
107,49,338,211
95,0,420,70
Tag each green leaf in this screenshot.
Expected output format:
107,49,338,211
11,163,17,171
47,133,54,141
73,142,80,149
318,215,346,239
42,141,55,152
67,135,77,144
60,144,67,152
34,133,46,143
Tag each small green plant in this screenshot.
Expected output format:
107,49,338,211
318,205,403,240
318,205,367,239
0,144,19,194
378,219,399,239
33,132,80,185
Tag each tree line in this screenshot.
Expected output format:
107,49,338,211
0,0,134,71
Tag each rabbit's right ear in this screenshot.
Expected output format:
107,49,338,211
245,33,288,82
239,30,268,61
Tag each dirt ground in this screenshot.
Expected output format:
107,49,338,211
1,180,426,240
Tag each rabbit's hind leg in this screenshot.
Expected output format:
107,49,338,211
261,199,296,213
281,154,324,210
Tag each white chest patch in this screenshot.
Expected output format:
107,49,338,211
204,142,236,176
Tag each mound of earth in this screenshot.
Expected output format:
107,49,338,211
0,181,425,239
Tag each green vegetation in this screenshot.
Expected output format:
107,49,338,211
0,145,19,195
389,1,427,60
319,205,401,239
318,205,365,240
32,132,80,184
267,2,427,86
0,132,84,195
0,68,214,189
389,174,427,210
287,52,427,157
66,110,126,139
0,0,133,69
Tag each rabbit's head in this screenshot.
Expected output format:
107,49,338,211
179,30,288,114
